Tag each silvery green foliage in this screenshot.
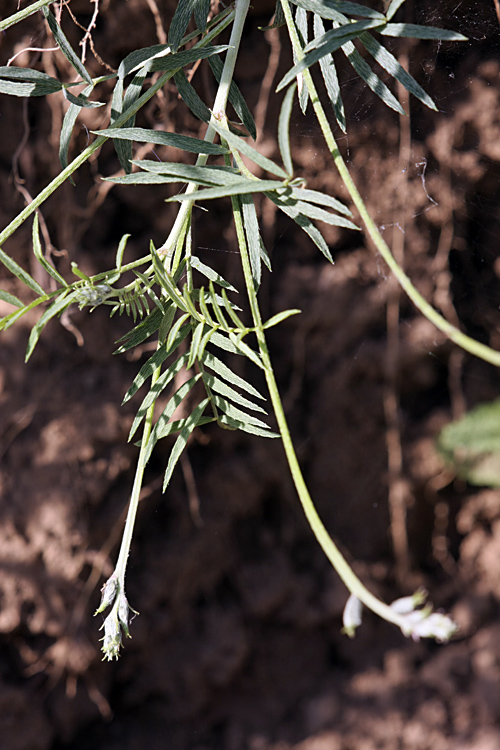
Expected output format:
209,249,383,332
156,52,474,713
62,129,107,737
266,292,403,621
0,0,465,658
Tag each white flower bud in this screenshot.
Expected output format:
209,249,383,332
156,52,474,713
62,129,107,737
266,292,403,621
342,594,363,638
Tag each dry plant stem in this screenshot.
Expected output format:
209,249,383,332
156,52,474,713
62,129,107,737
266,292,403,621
494,0,500,26
230,194,408,631
279,0,500,369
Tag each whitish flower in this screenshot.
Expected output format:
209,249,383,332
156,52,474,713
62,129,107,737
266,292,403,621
404,611,458,643
100,607,123,661
391,590,458,644
342,594,363,638
390,588,427,614
95,574,118,615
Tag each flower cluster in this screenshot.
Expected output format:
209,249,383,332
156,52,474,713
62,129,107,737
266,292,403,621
95,574,138,661
342,588,458,643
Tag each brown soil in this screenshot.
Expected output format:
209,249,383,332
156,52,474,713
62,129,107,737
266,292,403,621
1,2,500,749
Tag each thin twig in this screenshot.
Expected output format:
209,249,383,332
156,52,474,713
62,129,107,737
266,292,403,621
384,50,411,584
494,0,500,26
254,27,281,138
145,0,167,44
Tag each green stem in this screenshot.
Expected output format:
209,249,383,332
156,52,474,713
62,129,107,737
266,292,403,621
159,0,252,267
279,0,500,369
0,0,52,32
114,365,160,582
231,194,407,630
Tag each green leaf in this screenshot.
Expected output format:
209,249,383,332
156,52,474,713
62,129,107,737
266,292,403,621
197,325,217,359
278,84,296,176
169,179,286,202
71,263,91,281
32,214,68,287
212,395,271,430
194,0,211,32
340,38,405,115
0,67,59,84
173,69,211,124
0,247,45,297
219,414,280,438
168,0,198,52
112,66,151,173
109,76,130,171
209,120,289,179
208,330,241,355
188,321,206,368
198,287,217,327
25,290,76,361
151,245,189,312
208,56,257,139
166,313,191,350
384,0,407,20
116,234,130,272
228,333,266,370
115,305,164,353
0,296,47,333
290,0,385,20
268,195,335,262
96,126,228,155
123,323,190,403
286,199,359,230
314,14,346,133
240,194,264,288
134,160,241,183
149,46,230,73
203,372,267,414
359,32,436,110
107,173,188,186
144,375,203,463
220,288,246,330
162,398,210,491
208,282,230,332
191,257,237,291
260,0,286,31
380,23,467,41
437,399,500,487
118,45,169,79
203,351,265,399
60,83,94,173
291,187,352,216
277,20,384,92
295,6,309,114
0,67,62,97
0,289,23,308
260,236,272,273
129,352,189,440
158,304,176,342
42,7,93,85
182,284,203,321
263,309,301,329
62,88,104,108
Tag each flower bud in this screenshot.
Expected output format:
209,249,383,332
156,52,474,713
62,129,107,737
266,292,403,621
95,574,118,615
342,594,363,638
